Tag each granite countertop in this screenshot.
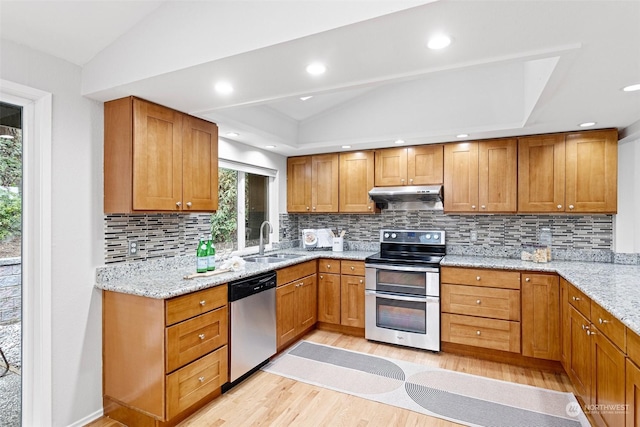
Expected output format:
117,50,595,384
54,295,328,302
442,255,640,337
95,249,376,299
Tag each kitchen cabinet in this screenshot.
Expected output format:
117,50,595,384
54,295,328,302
374,145,443,186
518,129,617,213
566,304,592,399
590,324,626,427
560,278,571,370
627,330,640,427
317,259,366,329
104,96,218,213
521,273,560,360
287,154,339,213
318,259,341,324
276,261,317,351
103,285,228,424
443,139,517,213
339,151,376,213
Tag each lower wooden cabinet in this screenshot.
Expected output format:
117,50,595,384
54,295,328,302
317,259,366,329
590,329,626,427
627,358,640,427
567,305,592,398
521,273,560,360
340,274,365,328
318,272,341,324
441,313,521,353
276,273,317,351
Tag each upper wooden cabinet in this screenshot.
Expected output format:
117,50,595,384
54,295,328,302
374,145,443,186
104,97,218,213
286,154,339,213
518,129,617,213
444,139,517,213
339,151,376,213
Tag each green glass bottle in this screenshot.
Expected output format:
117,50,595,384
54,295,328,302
196,236,208,273
207,234,216,271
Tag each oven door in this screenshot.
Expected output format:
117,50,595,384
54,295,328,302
365,264,439,296
364,290,440,351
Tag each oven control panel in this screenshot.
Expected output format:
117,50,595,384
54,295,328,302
380,230,445,245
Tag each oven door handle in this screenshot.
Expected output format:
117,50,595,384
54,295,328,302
365,290,436,303
364,263,439,273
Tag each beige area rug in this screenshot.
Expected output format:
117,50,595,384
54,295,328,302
262,341,590,427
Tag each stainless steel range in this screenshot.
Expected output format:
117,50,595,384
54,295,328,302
364,229,445,351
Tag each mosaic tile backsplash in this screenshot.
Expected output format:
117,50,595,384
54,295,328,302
104,211,623,264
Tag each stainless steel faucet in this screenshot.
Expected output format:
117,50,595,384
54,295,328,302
259,221,273,255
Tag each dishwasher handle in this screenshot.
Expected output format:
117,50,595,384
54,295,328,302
228,271,277,302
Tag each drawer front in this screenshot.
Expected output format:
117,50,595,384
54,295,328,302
277,260,316,286
318,258,341,274
442,313,521,353
442,267,520,289
166,345,228,420
442,284,520,321
166,306,228,373
567,284,591,318
341,260,365,276
166,285,227,326
628,329,640,367
591,302,625,352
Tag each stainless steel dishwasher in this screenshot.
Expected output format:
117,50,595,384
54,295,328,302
224,270,277,391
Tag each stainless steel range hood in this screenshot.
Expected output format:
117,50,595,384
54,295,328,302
368,185,443,204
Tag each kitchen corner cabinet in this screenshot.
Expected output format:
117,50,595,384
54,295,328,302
317,259,366,329
339,151,376,213
521,273,560,360
518,129,617,213
276,261,317,351
286,154,339,213
374,145,443,187
104,97,218,213
103,286,228,425
443,139,517,213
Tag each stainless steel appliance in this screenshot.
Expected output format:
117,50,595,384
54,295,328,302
224,271,277,390
364,229,445,351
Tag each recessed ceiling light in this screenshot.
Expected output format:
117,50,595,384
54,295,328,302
579,122,596,128
427,34,451,50
300,96,313,101
342,145,351,149
394,139,405,144
265,145,276,149
214,81,233,94
306,63,326,75
0,135,14,139
623,83,640,92
226,132,239,137
456,133,469,138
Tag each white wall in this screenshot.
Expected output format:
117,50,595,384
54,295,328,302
0,39,104,425
615,136,640,253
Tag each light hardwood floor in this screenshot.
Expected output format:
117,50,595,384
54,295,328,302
88,329,577,427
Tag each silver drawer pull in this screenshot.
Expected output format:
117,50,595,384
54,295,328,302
200,300,206,306
476,276,481,281
327,264,331,269
198,376,205,383
476,330,481,336
351,266,355,271
572,296,580,301
557,204,563,209
599,318,608,324
199,334,205,340
525,277,530,282
186,201,192,207
359,279,363,284
587,330,596,336
176,201,182,207
476,299,481,305
320,275,324,279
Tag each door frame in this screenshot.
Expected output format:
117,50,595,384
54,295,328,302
0,79,53,426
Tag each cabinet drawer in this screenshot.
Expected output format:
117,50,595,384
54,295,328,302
166,285,227,326
567,284,590,318
442,284,520,321
166,306,228,373
628,329,640,367
166,345,228,420
277,260,316,286
590,302,625,352
341,260,365,276
318,258,341,273
442,313,521,353
441,267,520,289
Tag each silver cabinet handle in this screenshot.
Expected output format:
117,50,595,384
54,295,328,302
198,376,205,382
481,205,486,209
476,299,481,305
525,277,530,282
199,334,205,340
176,201,182,207
401,178,405,183
476,330,481,336
572,296,580,301
327,264,331,269
557,204,563,209
200,300,206,306
365,290,429,303
306,206,309,211
599,318,608,324
569,205,574,210
471,205,476,209
587,329,596,336
359,279,363,284
320,275,324,279
409,179,413,184
186,201,192,207
312,206,316,210
368,206,372,210
476,276,481,281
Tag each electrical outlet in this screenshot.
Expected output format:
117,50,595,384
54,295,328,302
128,241,138,255
470,230,478,242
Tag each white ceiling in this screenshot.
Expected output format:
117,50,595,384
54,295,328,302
1,0,639,155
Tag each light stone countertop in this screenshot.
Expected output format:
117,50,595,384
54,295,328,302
442,255,640,337
95,249,376,300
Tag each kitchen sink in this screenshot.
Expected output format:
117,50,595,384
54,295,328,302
244,254,305,263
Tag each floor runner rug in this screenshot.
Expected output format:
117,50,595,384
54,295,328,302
262,341,590,427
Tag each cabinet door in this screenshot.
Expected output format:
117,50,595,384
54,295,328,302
133,98,184,211
318,273,341,324
627,359,640,427
287,156,312,212
408,145,443,185
521,274,560,360
565,130,618,213
518,134,565,213
296,274,317,333
560,278,571,370
591,330,626,427
339,151,376,213
375,148,407,186
340,275,365,328
312,154,339,212
444,142,479,212
478,139,517,213
567,305,591,400
182,115,218,211
276,282,297,350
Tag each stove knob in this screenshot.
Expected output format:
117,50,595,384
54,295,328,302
384,233,390,239
425,234,431,239
433,233,440,240
391,233,397,239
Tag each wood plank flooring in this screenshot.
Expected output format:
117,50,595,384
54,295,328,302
88,329,578,427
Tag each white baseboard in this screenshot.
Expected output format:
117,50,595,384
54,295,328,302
66,408,104,427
